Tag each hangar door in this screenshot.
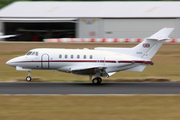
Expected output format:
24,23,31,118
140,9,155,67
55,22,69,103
4,20,76,41
103,19,177,38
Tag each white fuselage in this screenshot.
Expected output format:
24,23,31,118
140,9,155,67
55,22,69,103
6,48,152,77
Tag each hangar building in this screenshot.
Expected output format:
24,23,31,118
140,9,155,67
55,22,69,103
0,1,179,41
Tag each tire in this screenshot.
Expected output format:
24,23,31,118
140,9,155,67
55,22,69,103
92,78,99,84
97,77,102,84
26,76,32,82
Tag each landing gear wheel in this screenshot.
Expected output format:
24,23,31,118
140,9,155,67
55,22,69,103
97,77,102,84
92,78,99,84
92,77,102,84
26,76,31,82
26,71,32,82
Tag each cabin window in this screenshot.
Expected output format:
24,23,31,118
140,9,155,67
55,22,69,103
90,55,93,59
59,54,62,58
65,54,68,58
36,52,38,56
77,55,80,59
84,55,86,59
71,55,73,59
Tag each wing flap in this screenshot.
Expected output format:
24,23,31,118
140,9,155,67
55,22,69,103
71,66,109,78
108,72,116,77
71,66,105,71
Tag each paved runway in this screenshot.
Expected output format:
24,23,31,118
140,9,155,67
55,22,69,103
0,82,180,94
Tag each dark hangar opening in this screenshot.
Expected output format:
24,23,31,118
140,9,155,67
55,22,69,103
4,22,75,41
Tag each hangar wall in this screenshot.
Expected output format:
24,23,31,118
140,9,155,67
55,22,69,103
78,18,179,38
102,19,178,38
78,18,103,38
0,21,4,34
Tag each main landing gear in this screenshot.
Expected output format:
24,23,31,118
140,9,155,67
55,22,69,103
92,77,102,84
26,71,32,82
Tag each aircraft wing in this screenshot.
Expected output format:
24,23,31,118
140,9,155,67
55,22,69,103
0,34,18,39
71,66,115,78
71,66,105,71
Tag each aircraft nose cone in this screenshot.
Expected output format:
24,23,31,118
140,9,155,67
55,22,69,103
6,56,25,67
6,60,10,65
6,59,14,66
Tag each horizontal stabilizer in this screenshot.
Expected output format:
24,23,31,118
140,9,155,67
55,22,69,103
147,28,174,41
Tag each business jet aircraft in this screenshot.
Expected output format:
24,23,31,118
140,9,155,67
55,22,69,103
6,28,174,84
0,32,18,40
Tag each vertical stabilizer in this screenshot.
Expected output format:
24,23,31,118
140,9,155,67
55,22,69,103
131,28,174,59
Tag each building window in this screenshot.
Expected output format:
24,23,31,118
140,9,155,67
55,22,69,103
77,55,80,59
84,55,86,59
71,55,73,59
65,54,68,58
90,55,93,59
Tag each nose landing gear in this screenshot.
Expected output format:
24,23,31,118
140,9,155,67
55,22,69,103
26,71,32,82
92,77,102,84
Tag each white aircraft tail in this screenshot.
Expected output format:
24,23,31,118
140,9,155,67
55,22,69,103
95,28,174,60
131,27,174,59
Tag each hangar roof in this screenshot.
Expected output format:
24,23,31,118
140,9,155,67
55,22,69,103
0,1,180,18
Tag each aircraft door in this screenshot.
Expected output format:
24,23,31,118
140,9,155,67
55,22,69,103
41,54,49,69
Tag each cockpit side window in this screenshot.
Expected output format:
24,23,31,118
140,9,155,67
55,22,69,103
31,52,35,55
26,51,38,56
36,52,38,56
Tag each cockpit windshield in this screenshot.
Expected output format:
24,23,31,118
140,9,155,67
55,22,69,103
26,51,38,56
26,51,33,55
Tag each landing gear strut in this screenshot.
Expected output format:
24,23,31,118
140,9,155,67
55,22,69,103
26,71,32,82
92,77,102,84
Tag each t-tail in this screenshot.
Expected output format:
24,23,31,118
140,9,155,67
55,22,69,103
131,27,174,59
95,27,174,59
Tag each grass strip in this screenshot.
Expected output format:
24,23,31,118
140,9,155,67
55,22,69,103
0,95,180,120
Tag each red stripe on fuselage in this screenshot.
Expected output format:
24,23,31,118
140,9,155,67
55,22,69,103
14,60,152,64
118,61,152,64
14,60,116,63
